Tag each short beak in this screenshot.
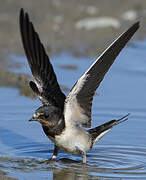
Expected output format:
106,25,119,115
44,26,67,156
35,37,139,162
29,117,38,122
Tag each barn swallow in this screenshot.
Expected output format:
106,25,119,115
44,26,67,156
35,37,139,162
19,8,139,163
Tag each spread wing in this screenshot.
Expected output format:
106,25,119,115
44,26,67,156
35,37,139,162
64,22,139,127
19,9,66,111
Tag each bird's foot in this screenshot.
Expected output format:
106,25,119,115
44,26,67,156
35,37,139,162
49,155,57,161
39,155,57,164
39,160,55,164
39,159,51,164
75,146,87,164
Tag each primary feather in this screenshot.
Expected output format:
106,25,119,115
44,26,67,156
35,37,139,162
19,8,139,163
19,9,66,110
64,22,139,128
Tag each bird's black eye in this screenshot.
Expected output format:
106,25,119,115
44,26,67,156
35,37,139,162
38,115,45,119
44,113,49,118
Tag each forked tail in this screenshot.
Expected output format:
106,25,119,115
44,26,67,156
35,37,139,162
88,113,129,146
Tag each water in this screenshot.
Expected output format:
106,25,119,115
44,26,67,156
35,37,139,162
0,41,146,179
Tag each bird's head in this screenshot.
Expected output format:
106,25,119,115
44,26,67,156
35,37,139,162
29,105,58,126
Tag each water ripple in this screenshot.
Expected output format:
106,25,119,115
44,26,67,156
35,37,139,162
0,145,146,179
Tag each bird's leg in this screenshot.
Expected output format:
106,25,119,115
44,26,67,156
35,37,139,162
50,145,59,160
75,146,87,164
39,145,59,164
82,153,87,164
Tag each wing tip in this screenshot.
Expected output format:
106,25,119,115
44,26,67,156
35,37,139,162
19,8,30,27
20,8,24,15
134,21,140,27
132,21,140,31
19,8,24,27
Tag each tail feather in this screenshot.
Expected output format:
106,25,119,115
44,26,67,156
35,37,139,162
88,113,129,145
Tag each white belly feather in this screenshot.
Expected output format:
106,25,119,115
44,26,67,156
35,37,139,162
53,126,91,154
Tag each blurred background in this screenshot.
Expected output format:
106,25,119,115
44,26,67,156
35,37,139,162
0,0,146,180
0,0,146,94
0,0,145,57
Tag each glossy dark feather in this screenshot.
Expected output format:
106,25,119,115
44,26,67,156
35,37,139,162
64,22,139,127
19,8,66,110
88,114,129,144
20,8,140,163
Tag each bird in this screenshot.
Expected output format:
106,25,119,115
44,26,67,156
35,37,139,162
19,8,139,164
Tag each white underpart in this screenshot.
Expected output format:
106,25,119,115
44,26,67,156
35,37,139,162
64,74,89,127
93,129,111,145
54,126,91,154
64,98,88,126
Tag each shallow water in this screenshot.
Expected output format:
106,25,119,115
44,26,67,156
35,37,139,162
1,41,146,179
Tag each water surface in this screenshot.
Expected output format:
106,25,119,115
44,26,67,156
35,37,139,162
0,41,146,179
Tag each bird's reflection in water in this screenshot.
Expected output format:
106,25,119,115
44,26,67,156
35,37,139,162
53,165,93,180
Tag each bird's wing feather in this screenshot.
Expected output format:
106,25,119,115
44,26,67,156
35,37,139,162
19,9,66,110
64,22,139,127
